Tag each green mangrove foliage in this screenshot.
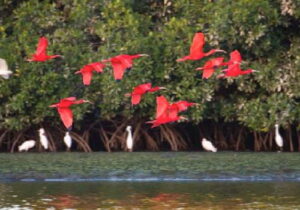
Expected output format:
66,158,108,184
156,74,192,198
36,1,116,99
0,0,299,151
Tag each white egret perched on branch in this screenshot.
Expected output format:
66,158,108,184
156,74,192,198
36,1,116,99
39,128,49,150
201,138,217,152
275,124,283,150
18,140,36,152
0,58,12,79
64,131,72,151
126,125,133,152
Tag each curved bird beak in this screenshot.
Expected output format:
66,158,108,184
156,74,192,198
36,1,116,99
139,54,149,57
101,59,110,63
221,68,229,72
217,49,226,53
179,116,188,121
84,100,93,104
159,87,167,90
216,73,225,79
56,55,63,59
124,93,131,97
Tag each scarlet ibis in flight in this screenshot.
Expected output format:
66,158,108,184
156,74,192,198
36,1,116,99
147,96,194,128
0,58,12,79
147,96,177,127
166,101,196,120
18,140,36,152
27,37,61,62
177,32,225,62
155,95,170,119
173,101,197,112
102,54,149,81
49,97,91,130
126,125,133,152
75,62,105,85
218,64,256,78
155,96,196,119
196,57,225,79
148,115,186,128
218,50,257,78
224,50,242,67
201,138,217,152
126,83,165,105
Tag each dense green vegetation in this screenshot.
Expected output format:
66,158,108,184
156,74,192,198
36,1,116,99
0,0,299,151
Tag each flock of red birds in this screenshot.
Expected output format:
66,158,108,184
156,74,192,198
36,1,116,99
27,32,255,130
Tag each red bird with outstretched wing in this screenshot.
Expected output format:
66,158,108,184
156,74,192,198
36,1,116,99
218,64,256,78
224,50,242,67
27,37,61,62
147,115,184,128
49,97,91,130
75,62,105,85
173,101,196,112
218,50,257,78
147,96,195,128
102,54,148,81
155,96,170,119
127,83,165,105
177,32,225,62
147,96,182,128
196,57,226,79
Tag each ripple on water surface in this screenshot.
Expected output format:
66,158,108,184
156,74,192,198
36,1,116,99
1,181,300,209
1,152,300,209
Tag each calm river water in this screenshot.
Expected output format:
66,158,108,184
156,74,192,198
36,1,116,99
0,152,300,209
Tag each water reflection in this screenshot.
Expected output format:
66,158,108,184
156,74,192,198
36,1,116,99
0,181,300,209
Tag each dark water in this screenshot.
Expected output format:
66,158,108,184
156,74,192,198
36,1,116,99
1,181,300,209
1,152,300,209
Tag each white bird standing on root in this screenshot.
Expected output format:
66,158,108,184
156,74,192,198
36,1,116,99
39,128,49,150
64,131,72,151
18,140,36,152
0,58,12,79
201,138,217,152
126,125,133,152
275,124,283,149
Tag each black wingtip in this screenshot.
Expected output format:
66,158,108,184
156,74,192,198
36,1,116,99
115,79,121,83
67,127,72,132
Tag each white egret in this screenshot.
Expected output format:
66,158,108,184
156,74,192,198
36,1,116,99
0,58,12,79
126,125,133,152
39,128,49,150
18,140,36,152
201,138,217,152
63,131,72,151
275,124,283,149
